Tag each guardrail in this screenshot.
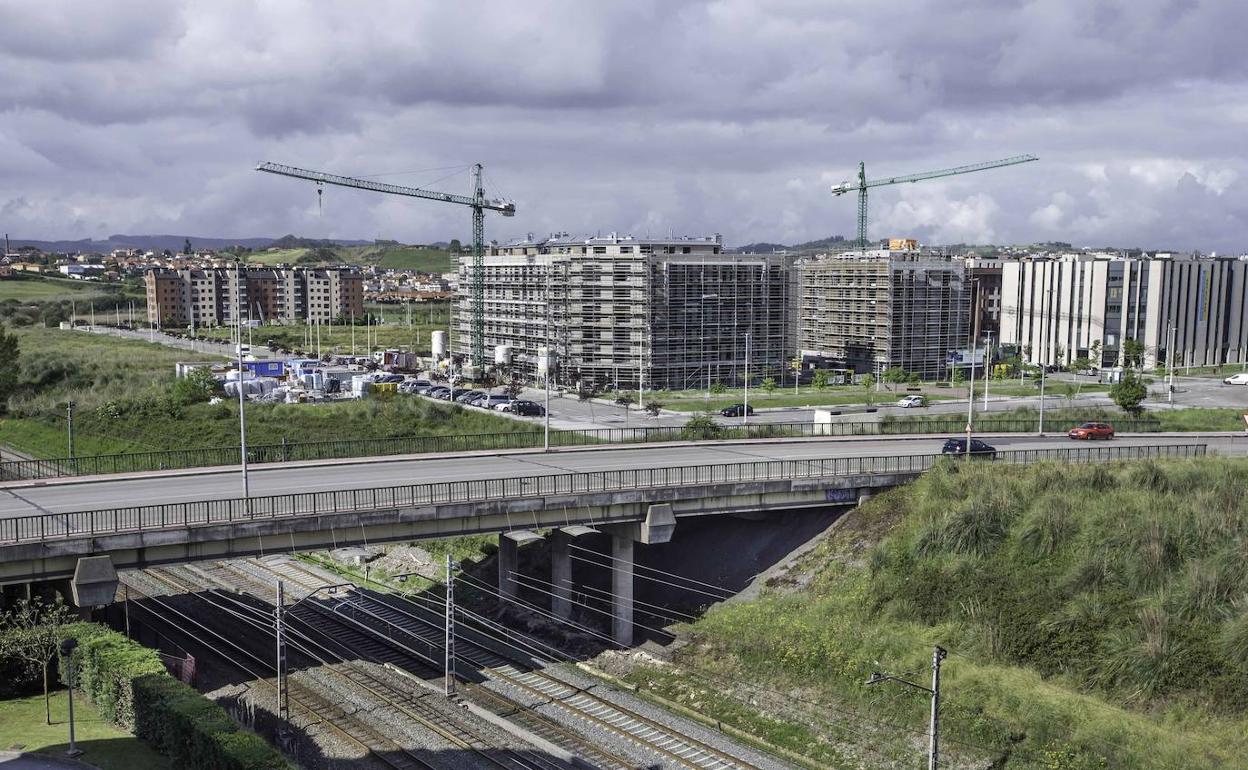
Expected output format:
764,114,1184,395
0,443,1205,545
0,417,1169,482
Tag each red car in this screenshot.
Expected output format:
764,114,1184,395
1068,422,1114,440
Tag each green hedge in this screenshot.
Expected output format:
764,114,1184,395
58,622,286,770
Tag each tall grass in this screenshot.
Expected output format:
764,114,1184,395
645,457,1248,769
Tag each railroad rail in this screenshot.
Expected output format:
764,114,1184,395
235,556,777,770
129,564,567,770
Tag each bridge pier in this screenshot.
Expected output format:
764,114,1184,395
607,528,634,647
498,533,519,600
550,530,572,619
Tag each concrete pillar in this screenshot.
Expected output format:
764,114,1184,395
498,533,519,600
551,530,573,619
610,531,634,646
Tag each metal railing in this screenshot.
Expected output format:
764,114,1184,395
0,417,1170,482
0,443,1205,545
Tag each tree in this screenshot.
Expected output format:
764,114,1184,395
170,366,221,405
0,596,75,724
1110,368,1148,415
448,239,463,254
0,323,18,412
760,376,777,393
1072,356,1093,374
1122,338,1146,369
643,401,663,417
182,238,193,255
811,370,829,390
709,381,728,395
1090,339,1103,367
861,373,876,405
504,375,524,401
577,382,599,419
950,366,965,387
882,366,908,390
614,391,635,409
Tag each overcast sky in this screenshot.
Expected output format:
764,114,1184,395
2,1,1246,251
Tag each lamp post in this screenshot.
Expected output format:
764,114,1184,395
742,331,751,426
59,638,82,758
236,260,250,500
867,646,947,770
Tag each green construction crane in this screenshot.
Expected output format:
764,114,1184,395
255,161,516,370
831,154,1038,249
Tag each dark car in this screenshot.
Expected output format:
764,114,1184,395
503,400,546,416
719,403,755,417
454,389,485,404
941,438,997,458
425,386,450,399
1068,422,1114,440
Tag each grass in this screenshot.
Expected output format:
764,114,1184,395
0,325,534,458
881,405,1245,433
192,302,451,355
244,248,308,265
374,246,457,272
0,274,114,302
622,458,1248,769
659,385,959,412
0,690,169,770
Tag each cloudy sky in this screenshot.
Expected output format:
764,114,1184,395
2,0,1246,251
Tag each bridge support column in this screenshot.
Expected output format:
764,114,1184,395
551,530,572,619
609,530,634,647
498,533,519,600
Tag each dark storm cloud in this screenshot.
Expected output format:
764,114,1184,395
0,0,1245,251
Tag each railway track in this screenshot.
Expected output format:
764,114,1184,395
231,556,779,770
130,564,568,770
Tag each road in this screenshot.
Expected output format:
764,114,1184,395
1,434,1238,519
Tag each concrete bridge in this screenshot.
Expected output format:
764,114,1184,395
0,439,1210,642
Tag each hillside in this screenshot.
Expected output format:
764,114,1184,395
613,458,1248,769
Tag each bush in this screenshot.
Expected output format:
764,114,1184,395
681,413,723,440
57,623,285,769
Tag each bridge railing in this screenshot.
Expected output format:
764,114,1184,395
0,417,1169,481
0,443,1205,545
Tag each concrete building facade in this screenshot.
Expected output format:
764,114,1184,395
144,267,363,328
796,248,970,378
452,234,794,389
1000,254,1248,369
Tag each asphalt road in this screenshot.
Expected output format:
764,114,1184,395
1,434,1238,518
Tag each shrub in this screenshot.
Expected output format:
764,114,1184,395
57,622,285,769
681,413,722,440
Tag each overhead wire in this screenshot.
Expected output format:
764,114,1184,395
568,543,738,597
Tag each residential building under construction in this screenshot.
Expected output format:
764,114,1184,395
452,233,795,390
144,267,364,328
796,246,970,378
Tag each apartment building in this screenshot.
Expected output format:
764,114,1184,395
1000,253,1248,369
451,233,794,389
144,267,363,327
796,247,970,378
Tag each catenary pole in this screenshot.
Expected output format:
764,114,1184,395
928,646,947,770
236,260,250,499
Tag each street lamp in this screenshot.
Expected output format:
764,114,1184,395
59,637,82,758
866,646,947,770
236,259,250,500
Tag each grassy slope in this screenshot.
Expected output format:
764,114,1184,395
883,405,1245,432
0,326,531,457
193,302,452,354
0,274,112,302
0,691,169,770
623,458,1248,769
375,246,456,272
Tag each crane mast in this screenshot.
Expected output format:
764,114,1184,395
831,154,1038,249
255,161,515,370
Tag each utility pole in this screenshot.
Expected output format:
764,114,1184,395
866,645,947,770
965,345,975,459
65,401,75,459
1038,366,1047,436
742,332,751,425
236,261,250,500
444,554,456,696
982,332,993,412
1167,323,1176,406
544,266,551,452
275,580,288,726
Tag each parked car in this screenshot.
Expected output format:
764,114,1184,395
398,379,431,393
374,374,404,384
454,389,485,404
471,394,512,410
719,403,754,417
425,386,450,399
1068,422,1114,440
1223,372,1248,385
941,438,997,458
897,395,926,408
501,400,546,416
